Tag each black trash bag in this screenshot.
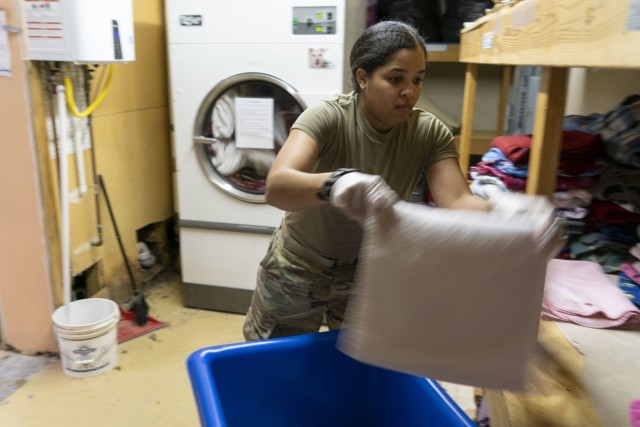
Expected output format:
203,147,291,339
376,0,444,42
442,0,493,43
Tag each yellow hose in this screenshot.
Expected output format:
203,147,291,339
65,64,115,118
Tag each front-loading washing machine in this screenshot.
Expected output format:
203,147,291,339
165,0,368,313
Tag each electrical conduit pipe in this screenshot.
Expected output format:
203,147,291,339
57,84,72,319
73,117,87,197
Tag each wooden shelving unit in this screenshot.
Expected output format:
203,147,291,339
458,0,640,197
460,0,640,69
454,130,497,156
426,43,460,62
426,43,509,156
458,2,640,426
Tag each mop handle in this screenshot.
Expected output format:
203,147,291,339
97,174,139,291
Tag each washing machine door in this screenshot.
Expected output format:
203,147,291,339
193,73,306,203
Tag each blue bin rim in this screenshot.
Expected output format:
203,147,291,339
186,330,475,427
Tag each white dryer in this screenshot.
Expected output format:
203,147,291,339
165,0,367,313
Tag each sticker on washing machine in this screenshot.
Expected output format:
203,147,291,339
308,47,336,69
179,15,202,26
234,98,274,150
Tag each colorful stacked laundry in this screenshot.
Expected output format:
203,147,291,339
470,130,605,194
552,189,594,250
567,217,639,273
470,94,640,275
619,243,640,307
470,130,606,248
565,95,640,272
590,94,640,168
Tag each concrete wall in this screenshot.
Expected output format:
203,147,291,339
565,68,640,116
422,62,503,132
424,64,640,134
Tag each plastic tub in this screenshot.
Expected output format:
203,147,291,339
187,330,475,427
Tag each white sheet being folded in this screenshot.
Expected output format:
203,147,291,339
338,200,562,391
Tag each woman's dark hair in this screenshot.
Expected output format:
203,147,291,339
349,20,428,92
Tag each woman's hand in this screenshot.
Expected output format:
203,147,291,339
489,191,552,218
330,172,399,220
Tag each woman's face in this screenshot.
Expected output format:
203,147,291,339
356,47,426,133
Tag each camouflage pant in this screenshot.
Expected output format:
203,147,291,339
243,226,358,341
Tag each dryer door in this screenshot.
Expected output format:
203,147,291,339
193,73,306,203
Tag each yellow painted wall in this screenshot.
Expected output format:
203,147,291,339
59,0,173,302
0,0,172,353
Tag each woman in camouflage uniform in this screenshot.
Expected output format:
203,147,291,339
243,20,490,341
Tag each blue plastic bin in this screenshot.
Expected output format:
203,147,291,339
187,330,475,427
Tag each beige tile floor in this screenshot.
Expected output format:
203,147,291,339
0,269,477,426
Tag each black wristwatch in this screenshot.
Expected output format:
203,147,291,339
316,168,360,201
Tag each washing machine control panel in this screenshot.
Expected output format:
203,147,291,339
292,7,337,35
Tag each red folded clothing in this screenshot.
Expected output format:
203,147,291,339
491,131,604,166
590,199,640,224
490,134,532,164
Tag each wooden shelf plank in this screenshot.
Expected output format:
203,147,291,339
486,321,602,427
427,43,460,62
454,130,496,157
458,63,479,173
460,0,640,69
525,67,568,197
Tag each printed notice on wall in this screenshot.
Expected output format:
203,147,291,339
234,98,274,149
0,10,12,77
23,0,64,53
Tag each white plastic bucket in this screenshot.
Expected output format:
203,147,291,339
51,298,120,378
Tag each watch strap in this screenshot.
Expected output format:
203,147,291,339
316,168,360,201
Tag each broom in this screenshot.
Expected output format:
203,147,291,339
98,174,149,326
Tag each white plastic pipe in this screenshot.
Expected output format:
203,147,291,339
57,84,72,317
73,117,88,197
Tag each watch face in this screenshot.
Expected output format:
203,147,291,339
321,179,335,201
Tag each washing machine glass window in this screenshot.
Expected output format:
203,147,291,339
193,73,306,203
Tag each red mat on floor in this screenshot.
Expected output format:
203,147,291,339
117,308,167,343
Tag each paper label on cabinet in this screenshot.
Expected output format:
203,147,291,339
627,0,640,31
426,44,448,52
481,32,494,49
511,0,537,29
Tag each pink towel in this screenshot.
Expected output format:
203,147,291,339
542,259,640,329
631,400,640,427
